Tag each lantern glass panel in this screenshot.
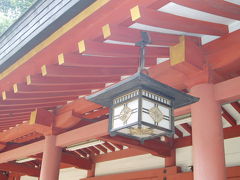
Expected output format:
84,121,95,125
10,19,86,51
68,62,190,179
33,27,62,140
112,97,139,130
142,98,171,130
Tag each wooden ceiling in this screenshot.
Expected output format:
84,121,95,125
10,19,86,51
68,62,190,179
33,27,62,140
0,0,239,149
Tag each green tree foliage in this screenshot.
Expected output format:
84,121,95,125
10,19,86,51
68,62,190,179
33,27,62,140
0,0,36,35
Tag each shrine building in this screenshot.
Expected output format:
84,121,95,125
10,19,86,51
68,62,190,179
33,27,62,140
0,0,239,179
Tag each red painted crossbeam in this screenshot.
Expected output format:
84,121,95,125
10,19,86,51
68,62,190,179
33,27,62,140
60,54,156,68
0,112,30,118
95,144,108,154
42,65,137,78
2,90,90,101
0,102,66,111
100,135,171,157
168,0,240,20
0,96,78,106
79,40,169,58
180,123,192,135
222,108,237,127
100,24,181,46
76,150,88,158
123,6,228,36
231,102,240,114
103,142,116,152
13,83,105,93
0,114,29,121
27,75,121,86
88,146,101,155
175,127,183,138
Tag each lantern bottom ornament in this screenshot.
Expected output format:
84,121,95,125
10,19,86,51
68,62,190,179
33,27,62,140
87,72,199,142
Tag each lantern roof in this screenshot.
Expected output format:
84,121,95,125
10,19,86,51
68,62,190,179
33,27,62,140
87,72,199,108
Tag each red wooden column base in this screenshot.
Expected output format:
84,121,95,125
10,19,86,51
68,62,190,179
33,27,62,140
39,135,62,180
191,83,226,180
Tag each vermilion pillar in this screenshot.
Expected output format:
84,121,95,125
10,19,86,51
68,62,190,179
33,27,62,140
40,135,62,180
87,153,96,178
191,83,226,180
165,149,176,167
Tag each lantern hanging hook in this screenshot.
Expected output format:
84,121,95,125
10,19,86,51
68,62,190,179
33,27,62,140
135,31,152,74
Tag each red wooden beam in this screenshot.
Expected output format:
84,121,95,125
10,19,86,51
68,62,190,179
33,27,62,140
168,0,240,20
3,90,90,101
0,102,66,111
0,140,45,168
102,142,116,152
54,99,102,129
174,125,240,148
0,173,7,180
204,30,240,70
0,96,78,106
79,166,240,180
0,107,54,115
227,166,240,178
13,83,104,93
175,127,183,138
42,64,137,78
59,53,156,68
56,97,101,115
124,6,228,36
95,144,108,154
0,163,40,177
0,115,29,121
0,112,30,118
0,0,159,91
0,123,45,143
75,150,88,158
78,40,169,58
100,135,171,157
0,109,53,143
174,136,192,149
56,120,108,147
1,74,240,142
82,166,186,180
94,148,146,163
83,107,109,120
58,152,93,170
1,123,240,165
0,120,108,163
12,132,42,143
34,152,92,170
222,108,237,127
214,76,240,104
231,102,240,114
88,146,101,155
101,24,181,46
26,74,120,86
169,36,205,77
29,108,54,128
81,148,92,155
112,143,124,150
223,125,240,139
0,143,6,151
180,123,192,135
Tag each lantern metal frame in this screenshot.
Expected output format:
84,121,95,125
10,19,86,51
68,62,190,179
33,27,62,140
87,72,199,142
